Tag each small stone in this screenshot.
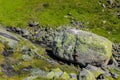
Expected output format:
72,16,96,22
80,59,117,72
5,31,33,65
22,55,32,61
118,14,120,19
67,12,72,16
69,73,77,79
86,64,105,78
60,72,70,80
2,49,9,56
79,68,96,80
97,74,104,79
31,68,47,77
102,4,106,8
23,76,37,80
29,22,39,27
103,20,106,24
53,68,63,78
111,73,118,79
47,71,55,79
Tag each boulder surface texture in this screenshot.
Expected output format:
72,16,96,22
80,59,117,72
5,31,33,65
53,28,112,66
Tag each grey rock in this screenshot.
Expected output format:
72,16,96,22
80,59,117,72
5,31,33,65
47,68,63,79
86,64,105,78
0,28,18,48
53,28,112,66
79,68,96,80
23,76,37,80
31,68,47,77
29,22,39,27
1,64,16,76
22,54,33,61
111,73,118,79
69,73,77,79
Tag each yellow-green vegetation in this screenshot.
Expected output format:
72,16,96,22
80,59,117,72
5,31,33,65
33,76,61,80
0,32,80,80
80,69,96,80
0,42,4,54
0,0,120,80
107,67,120,80
0,0,119,42
0,42,4,64
60,64,79,74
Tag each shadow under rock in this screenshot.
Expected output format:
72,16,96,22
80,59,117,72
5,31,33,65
46,49,86,68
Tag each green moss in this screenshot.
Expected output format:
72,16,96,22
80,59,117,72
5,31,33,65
60,64,79,74
107,67,120,80
0,42,4,54
60,72,70,80
33,76,53,80
0,55,4,64
0,43,5,64
63,32,76,55
0,0,119,42
104,75,114,80
80,69,96,80
86,70,96,80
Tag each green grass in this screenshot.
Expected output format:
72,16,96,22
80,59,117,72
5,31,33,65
0,0,120,42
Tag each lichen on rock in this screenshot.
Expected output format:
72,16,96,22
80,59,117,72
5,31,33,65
53,28,113,66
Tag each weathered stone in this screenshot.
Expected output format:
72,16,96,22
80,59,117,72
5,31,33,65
69,73,77,80
0,28,18,48
53,28,112,66
47,71,55,79
2,49,11,57
107,0,116,5
60,72,70,80
47,68,63,79
31,68,47,77
97,74,105,79
22,55,33,61
29,22,39,27
86,64,104,78
23,76,37,80
79,68,96,80
52,68,63,78
1,64,16,76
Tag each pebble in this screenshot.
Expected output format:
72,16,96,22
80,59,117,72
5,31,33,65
29,22,39,27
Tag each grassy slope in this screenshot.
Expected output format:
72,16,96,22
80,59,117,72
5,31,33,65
0,0,120,42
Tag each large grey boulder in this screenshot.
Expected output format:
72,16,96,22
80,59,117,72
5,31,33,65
52,28,112,66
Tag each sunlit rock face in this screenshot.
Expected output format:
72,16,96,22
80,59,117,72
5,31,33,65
53,28,112,66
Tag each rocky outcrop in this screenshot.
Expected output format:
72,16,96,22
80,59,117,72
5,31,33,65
0,27,80,80
6,25,86,48
53,28,112,66
0,27,57,79
1,26,120,80
6,26,55,47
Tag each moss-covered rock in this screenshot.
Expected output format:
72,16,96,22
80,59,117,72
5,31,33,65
86,64,104,78
0,28,80,80
79,68,96,80
69,73,77,80
47,68,63,79
0,28,18,49
60,72,70,80
0,28,47,79
53,28,112,66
